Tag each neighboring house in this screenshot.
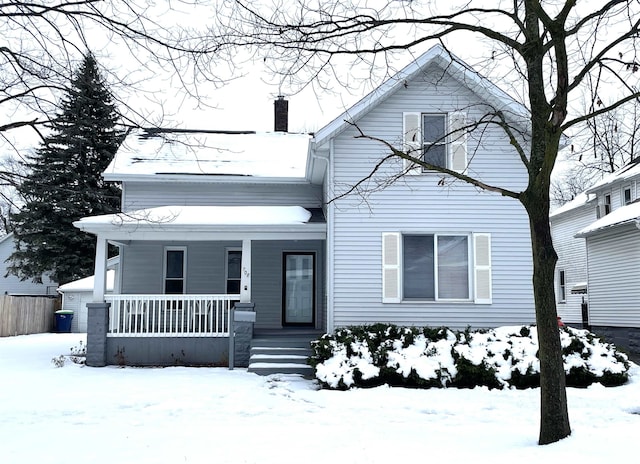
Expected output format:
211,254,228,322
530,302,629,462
74,45,536,368
0,233,57,296
549,192,595,326
571,158,640,356
57,256,120,332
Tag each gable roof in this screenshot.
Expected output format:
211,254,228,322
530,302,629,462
550,192,595,219
585,157,640,193
103,130,312,183
575,201,640,237
313,44,531,149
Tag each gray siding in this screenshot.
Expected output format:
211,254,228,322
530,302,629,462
326,65,535,330
122,181,323,211
587,225,640,328
120,240,325,330
550,203,594,323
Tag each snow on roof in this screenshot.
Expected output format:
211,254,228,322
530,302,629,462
550,192,595,218
57,269,115,293
103,130,312,180
586,158,640,193
314,44,531,148
576,201,640,237
76,205,313,228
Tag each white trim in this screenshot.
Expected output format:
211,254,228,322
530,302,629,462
326,139,336,332
163,246,187,294
240,240,252,303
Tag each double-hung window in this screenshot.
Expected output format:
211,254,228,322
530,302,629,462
422,115,447,169
164,247,186,294
226,249,242,294
558,270,566,303
403,234,469,299
623,185,633,206
403,112,467,174
382,232,491,303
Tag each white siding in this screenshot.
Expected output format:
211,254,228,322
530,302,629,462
550,202,594,323
587,225,640,327
122,181,322,211
326,64,535,330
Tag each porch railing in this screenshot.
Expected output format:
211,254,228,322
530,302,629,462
105,294,236,337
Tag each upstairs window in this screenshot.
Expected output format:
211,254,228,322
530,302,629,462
623,186,632,206
604,193,612,215
422,115,447,169
403,112,467,174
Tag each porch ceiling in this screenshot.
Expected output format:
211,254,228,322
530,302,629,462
74,205,326,241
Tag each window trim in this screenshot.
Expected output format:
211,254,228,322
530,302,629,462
163,246,187,294
225,248,242,295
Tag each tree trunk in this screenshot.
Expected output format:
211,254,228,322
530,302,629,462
522,191,571,445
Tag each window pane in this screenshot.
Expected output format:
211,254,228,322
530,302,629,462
423,115,445,143
165,279,183,294
403,235,435,299
438,236,469,299
423,144,446,169
166,250,184,278
227,251,241,279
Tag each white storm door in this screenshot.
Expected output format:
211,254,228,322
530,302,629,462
283,253,315,325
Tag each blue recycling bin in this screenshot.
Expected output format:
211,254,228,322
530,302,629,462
55,310,74,333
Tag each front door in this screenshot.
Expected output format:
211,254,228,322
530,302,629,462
283,253,315,325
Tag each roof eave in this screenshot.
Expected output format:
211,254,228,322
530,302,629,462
103,173,311,184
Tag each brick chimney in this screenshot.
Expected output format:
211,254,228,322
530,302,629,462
274,96,288,132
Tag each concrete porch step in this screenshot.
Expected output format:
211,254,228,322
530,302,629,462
248,331,322,377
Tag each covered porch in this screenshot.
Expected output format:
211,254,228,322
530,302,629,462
74,205,326,366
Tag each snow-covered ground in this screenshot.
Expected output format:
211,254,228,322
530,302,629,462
1,333,639,464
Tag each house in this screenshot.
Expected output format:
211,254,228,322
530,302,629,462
0,233,57,296
549,193,595,326
568,158,640,357
74,45,536,368
57,256,120,332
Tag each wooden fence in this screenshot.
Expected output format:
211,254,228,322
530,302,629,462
0,295,60,337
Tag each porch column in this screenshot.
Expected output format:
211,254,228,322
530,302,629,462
240,239,252,303
93,235,108,302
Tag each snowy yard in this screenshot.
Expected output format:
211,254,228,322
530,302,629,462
1,334,639,464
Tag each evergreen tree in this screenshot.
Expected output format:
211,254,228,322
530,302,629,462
8,53,123,285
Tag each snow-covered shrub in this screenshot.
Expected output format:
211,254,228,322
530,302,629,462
309,324,630,390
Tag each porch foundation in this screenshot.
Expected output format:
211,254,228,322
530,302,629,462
233,302,256,367
86,302,110,367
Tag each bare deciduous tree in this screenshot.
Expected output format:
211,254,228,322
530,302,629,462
209,0,640,444
1,0,224,234
1,1,221,136
554,102,640,205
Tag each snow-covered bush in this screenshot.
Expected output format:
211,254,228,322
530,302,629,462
309,324,630,390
